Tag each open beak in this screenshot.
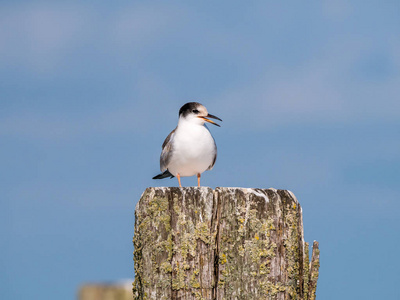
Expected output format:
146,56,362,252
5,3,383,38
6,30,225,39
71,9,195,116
198,114,222,127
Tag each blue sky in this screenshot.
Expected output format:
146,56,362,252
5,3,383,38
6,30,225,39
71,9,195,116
1,1,400,299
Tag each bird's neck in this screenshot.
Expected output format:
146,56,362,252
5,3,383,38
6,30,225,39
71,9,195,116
177,118,205,130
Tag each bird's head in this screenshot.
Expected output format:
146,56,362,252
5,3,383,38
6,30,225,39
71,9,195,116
178,102,222,127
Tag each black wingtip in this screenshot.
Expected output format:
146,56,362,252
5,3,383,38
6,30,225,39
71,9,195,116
152,170,175,179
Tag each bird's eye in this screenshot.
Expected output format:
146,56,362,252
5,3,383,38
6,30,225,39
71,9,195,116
192,109,199,114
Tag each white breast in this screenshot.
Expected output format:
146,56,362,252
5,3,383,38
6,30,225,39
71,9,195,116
168,123,216,177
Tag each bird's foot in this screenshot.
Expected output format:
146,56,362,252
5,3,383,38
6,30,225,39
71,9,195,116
177,173,182,188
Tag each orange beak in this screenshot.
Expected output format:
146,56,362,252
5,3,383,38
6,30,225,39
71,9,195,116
198,114,222,127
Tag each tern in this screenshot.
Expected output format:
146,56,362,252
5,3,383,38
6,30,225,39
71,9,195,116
152,102,222,187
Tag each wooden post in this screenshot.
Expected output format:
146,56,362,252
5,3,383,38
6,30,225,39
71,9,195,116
133,187,320,300
79,282,133,300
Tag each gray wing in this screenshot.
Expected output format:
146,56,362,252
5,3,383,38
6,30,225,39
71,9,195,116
207,139,217,170
160,128,176,171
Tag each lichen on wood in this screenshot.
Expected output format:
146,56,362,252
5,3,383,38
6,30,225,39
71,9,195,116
308,241,320,300
133,187,216,300
133,187,320,300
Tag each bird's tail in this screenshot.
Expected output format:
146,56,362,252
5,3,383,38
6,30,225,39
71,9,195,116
152,169,175,179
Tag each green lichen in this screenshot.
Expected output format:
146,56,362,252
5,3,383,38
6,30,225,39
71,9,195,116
219,253,227,265
133,190,176,299
134,188,318,299
179,231,196,261
194,221,210,244
244,239,261,263
216,190,283,299
192,291,204,300
164,233,173,260
159,214,171,232
238,224,245,236
260,239,276,258
189,272,200,288
147,196,169,218
260,281,287,296
238,245,245,256
309,247,320,300
218,278,225,286
172,262,186,290
261,218,276,237
168,190,216,294
173,201,181,214
259,260,271,275
303,242,310,300
160,261,172,273
283,199,301,298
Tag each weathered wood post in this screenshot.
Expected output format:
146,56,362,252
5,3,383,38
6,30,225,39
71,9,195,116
133,187,319,300
79,281,133,300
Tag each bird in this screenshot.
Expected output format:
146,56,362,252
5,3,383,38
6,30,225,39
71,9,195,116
153,102,222,187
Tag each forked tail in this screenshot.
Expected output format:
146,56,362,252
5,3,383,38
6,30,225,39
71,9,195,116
152,170,175,179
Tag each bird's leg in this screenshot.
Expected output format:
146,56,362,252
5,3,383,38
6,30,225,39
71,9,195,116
177,173,182,188
197,173,201,187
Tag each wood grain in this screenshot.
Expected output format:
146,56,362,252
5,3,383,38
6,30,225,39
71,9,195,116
133,187,320,300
